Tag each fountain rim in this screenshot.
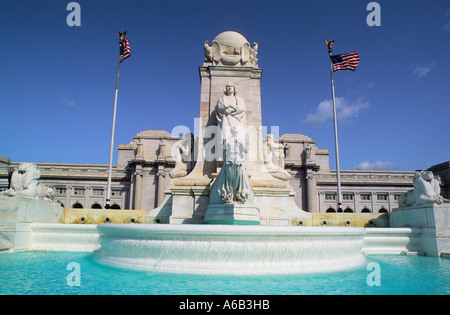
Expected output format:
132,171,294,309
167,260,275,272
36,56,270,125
97,223,366,237
95,223,367,275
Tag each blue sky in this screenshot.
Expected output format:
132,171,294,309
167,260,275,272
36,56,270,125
1,0,449,171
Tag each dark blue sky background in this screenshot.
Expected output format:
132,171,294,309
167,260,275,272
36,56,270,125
1,0,449,171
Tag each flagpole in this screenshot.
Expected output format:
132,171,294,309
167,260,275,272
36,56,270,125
326,40,343,211
105,35,122,209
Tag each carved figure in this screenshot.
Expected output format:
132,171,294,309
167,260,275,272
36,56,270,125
263,134,290,181
2,163,54,201
250,42,258,65
210,127,253,204
170,133,193,179
204,41,213,62
38,184,55,201
399,170,450,207
135,138,144,159
283,142,290,158
215,82,246,144
158,139,166,160
204,32,258,66
305,144,313,161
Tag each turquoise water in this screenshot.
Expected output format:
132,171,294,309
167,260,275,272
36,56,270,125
0,251,448,295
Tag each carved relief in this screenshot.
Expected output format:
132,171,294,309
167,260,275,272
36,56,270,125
170,133,194,179
263,134,290,181
204,31,258,67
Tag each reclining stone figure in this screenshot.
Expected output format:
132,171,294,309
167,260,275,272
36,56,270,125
398,170,449,207
2,163,54,201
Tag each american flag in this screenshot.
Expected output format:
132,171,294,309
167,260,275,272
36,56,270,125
331,51,359,71
119,38,131,63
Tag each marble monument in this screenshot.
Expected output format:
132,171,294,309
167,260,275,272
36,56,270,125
149,31,309,225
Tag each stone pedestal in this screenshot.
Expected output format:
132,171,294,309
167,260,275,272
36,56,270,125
391,203,450,257
204,203,260,225
156,186,210,224
0,195,63,251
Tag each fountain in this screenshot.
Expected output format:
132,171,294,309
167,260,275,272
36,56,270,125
1,32,448,296
96,224,366,275
94,31,368,275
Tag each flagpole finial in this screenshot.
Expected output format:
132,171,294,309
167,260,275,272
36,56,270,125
117,31,127,42
325,39,335,54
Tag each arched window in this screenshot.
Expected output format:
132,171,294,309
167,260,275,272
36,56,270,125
361,208,372,213
111,204,121,210
344,207,354,213
326,208,336,213
379,208,388,213
91,203,102,209
72,202,83,209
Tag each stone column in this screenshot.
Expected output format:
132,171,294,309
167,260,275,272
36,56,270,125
134,166,143,210
306,171,318,213
388,192,394,212
156,167,166,207
318,191,325,213
304,143,319,213
354,192,360,213
128,181,134,210
65,186,71,209
84,187,90,209
371,192,376,213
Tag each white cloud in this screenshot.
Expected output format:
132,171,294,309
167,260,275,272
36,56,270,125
444,21,450,32
412,62,435,79
444,9,450,32
63,98,77,107
352,161,399,171
305,97,369,126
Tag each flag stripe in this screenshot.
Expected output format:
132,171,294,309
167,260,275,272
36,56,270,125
119,38,131,63
331,51,359,71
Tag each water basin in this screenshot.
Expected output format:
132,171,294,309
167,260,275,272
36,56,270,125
95,224,366,275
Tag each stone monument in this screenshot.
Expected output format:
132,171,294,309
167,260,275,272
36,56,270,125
149,31,310,225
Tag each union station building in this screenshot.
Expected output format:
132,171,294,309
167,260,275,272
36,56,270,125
1,144,448,214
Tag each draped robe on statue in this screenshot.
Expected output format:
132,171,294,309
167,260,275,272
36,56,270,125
215,94,246,145
209,134,254,204
209,87,254,204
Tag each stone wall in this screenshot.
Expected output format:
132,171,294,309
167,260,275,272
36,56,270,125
0,196,63,251
391,204,450,257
